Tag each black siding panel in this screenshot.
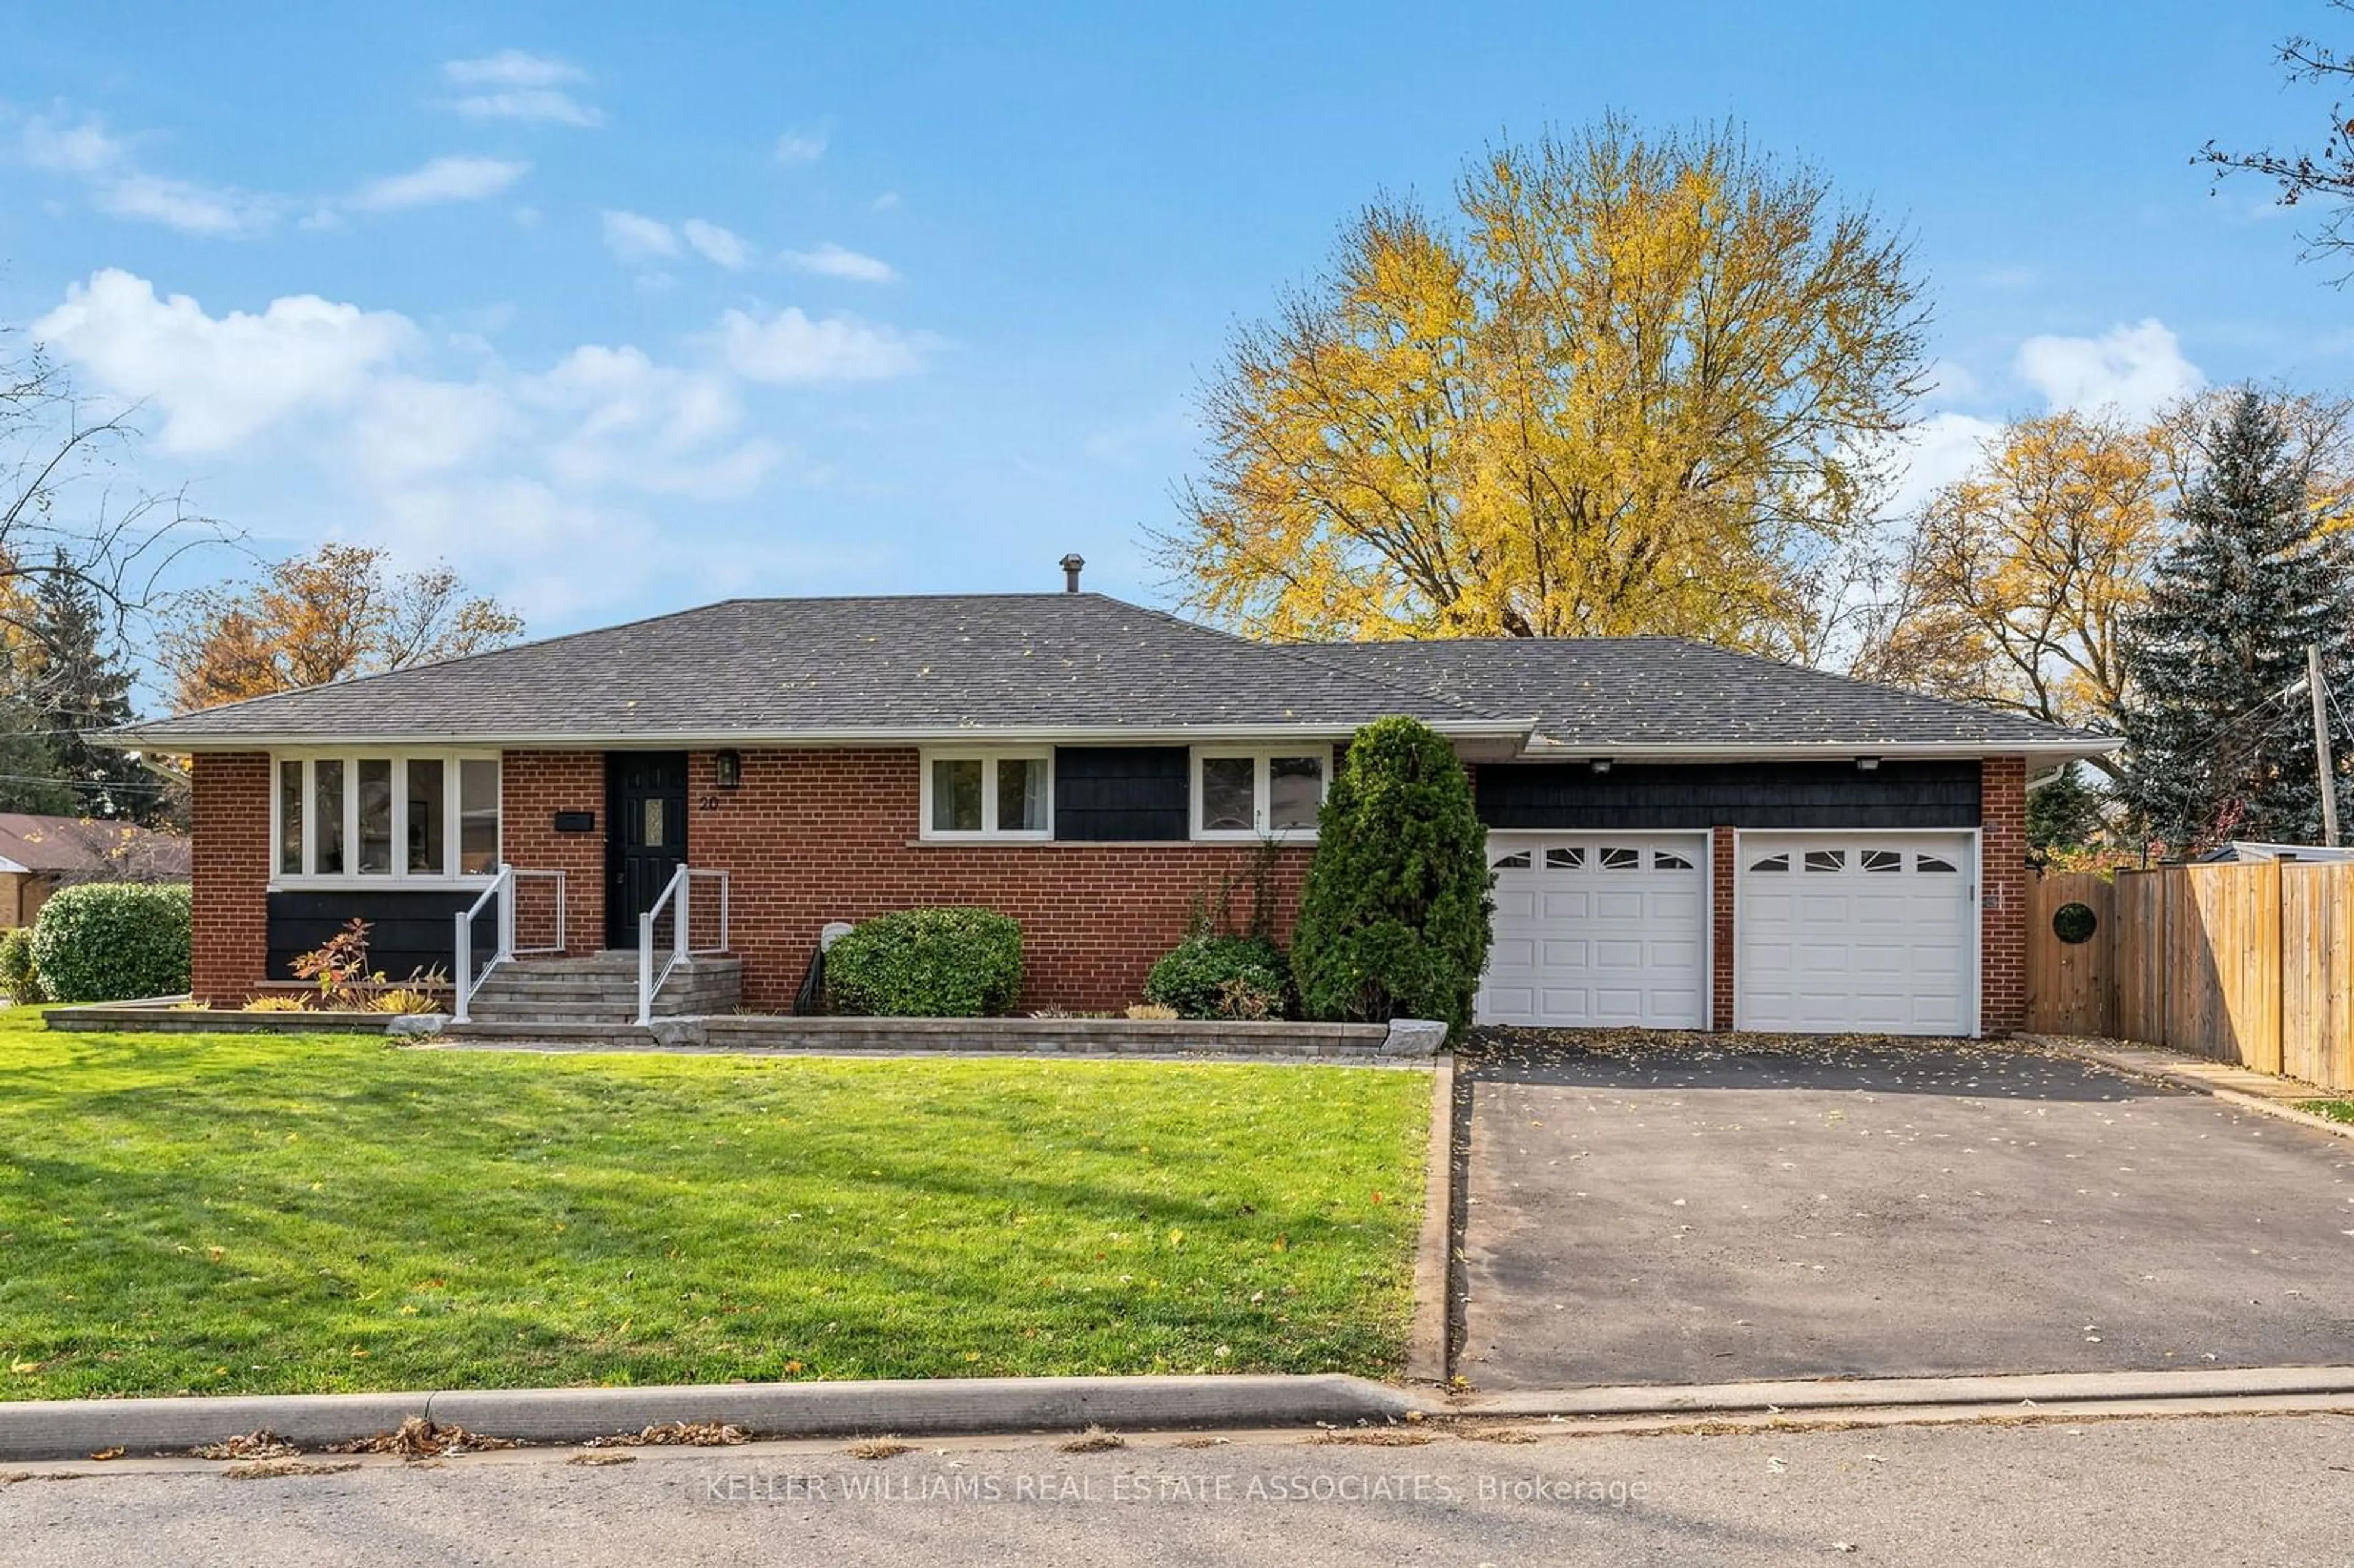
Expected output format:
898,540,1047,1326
1054,747,1190,842
1477,761,1983,831
267,889,478,981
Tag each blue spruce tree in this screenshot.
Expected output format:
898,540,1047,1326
2118,390,2354,850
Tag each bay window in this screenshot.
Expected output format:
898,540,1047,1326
272,752,501,883
1192,747,1329,840
920,748,1051,840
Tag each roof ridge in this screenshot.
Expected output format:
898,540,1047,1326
1641,637,2117,741
1312,633,2113,743
1113,601,1518,724
140,598,753,728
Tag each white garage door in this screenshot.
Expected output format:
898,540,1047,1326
1736,834,1977,1036
1477,832,1709,1028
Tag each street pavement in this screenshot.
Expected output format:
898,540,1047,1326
6,1411,2352,1566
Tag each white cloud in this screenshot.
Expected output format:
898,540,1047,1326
18,112,276,236
717,306,932,382
780,242,897,283
34,269,414,451
681,218,753,270
870,191,901,212
601,209,679,264
19,113,126,175
1883,411,2003,519
441,50,583,87
773,129,828,165
2014,318,2204,419
438,51,601,126
350,155,530,212
348,376,517,483
31,269,934,616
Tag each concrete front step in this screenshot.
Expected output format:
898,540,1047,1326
462,952,743,1026
440,1019,662,1044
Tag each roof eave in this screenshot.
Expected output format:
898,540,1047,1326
1516,736,2120,763
107,718,1544,752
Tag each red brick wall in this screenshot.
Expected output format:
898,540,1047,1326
1710,825,1736,1030
191,752,271,1004
1979,755,2029,1035
498,751,606,954
657,747,1311,1011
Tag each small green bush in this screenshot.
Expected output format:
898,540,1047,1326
1292,716,1492,1033
1144,934,1292,1020
30,882,192,1003
826,907,1024,1017
0,925,45,1005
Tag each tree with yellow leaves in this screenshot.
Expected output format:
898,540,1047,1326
161,543,524,713
1853,411,2166,766
1853,390,2354,783
1156,118,1931,647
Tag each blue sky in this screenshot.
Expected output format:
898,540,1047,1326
4,1,2344,639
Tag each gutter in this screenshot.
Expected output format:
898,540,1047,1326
103,719,1547,753
1515,737,2122,764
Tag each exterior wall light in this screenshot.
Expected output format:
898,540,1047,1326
1855,756,1882,771
714,749,743,790
1590,758,1613,775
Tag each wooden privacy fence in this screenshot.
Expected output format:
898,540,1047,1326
2028,862,2354,1092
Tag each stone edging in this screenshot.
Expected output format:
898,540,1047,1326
1403,1052,1455,1385
43,999,395,1035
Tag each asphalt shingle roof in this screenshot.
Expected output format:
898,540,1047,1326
1298,636,2109,750
119,593,2108,755
123,594,1507,745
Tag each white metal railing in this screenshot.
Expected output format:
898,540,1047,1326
638,865,731,1024
452,864,568,1023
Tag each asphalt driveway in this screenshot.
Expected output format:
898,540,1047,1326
1457,1033,2354,1390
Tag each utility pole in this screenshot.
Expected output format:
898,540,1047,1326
2309,642,2340,848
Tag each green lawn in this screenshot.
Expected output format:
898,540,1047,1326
0,1010,1427,1399
2299,1099,2354,1125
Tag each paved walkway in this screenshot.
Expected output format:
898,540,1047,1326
2023,1032,2342,1106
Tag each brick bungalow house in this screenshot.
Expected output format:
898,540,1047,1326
118,583,2108,1036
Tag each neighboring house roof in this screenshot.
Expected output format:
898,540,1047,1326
113,591,2112,761
0,813,189,880
2193,840,2354,864
1301,637,2114,756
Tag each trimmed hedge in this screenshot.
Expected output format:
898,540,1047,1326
1144,934,1292,1020
31,882,192,1003
0,925,44,1005
1292,716,1492,1033
826,907,1024,1018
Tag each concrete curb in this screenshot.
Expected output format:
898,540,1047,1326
1403,1052,1455,1384
0,1376,1436,1464
2018,1033,2354,1144
1460,1364,2354,1418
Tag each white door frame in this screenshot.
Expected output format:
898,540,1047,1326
1730,827,1983,1039
1481,829,1714,1029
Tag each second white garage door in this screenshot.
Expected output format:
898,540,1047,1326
1477,832,1709,1028
1735,833,1978,1036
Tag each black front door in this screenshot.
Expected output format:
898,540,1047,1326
606,752,689,948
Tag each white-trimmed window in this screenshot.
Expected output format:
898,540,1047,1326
273,752,500,883
920,748,1052,840
1191,747,1329,840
